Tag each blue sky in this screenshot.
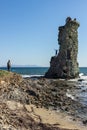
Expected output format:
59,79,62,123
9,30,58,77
0,0,87,67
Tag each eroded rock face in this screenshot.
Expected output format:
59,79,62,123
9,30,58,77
45,17,80,79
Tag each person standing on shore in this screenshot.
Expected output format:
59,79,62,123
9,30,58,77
7,60,11,71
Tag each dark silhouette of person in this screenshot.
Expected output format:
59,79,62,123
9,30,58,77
7,60,11,71
55,49,58,56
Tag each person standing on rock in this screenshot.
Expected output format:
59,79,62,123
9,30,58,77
7,60,11,71
55,49,58,56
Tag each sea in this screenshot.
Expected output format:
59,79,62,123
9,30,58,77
0,67,87,108
0,67,48,78
0,67,49,77
0,66,86,78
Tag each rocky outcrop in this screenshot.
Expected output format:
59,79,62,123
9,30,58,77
0,71,77,130
45,17,80,79
0,71,87,129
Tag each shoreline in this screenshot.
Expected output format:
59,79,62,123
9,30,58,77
0,71,87,129
22,77,87,123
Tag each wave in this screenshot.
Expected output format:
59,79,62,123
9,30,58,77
22,73,87,80
79,73,87,81
22,74,44,78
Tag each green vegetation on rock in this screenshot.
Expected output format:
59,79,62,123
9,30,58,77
0,70,11,77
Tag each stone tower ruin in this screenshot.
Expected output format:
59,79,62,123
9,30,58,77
45,17,80,78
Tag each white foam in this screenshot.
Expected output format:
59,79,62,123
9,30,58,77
66,93,75,100
68,73,86,82
22,74,44,78
79,75,87,80
79,73,84,77
66,89,75,100
78,73,87,86
22,75,30,78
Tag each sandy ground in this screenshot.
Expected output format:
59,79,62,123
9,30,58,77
6,100,87,130
25,104,87,130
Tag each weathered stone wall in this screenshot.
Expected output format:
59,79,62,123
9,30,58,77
45,17,80,78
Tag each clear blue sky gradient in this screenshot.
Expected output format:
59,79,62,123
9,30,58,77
0,0,87,67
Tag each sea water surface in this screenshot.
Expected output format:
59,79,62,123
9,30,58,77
0,67,86,76
0,67,49,77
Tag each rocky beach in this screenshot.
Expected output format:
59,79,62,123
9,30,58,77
0,70,87,130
